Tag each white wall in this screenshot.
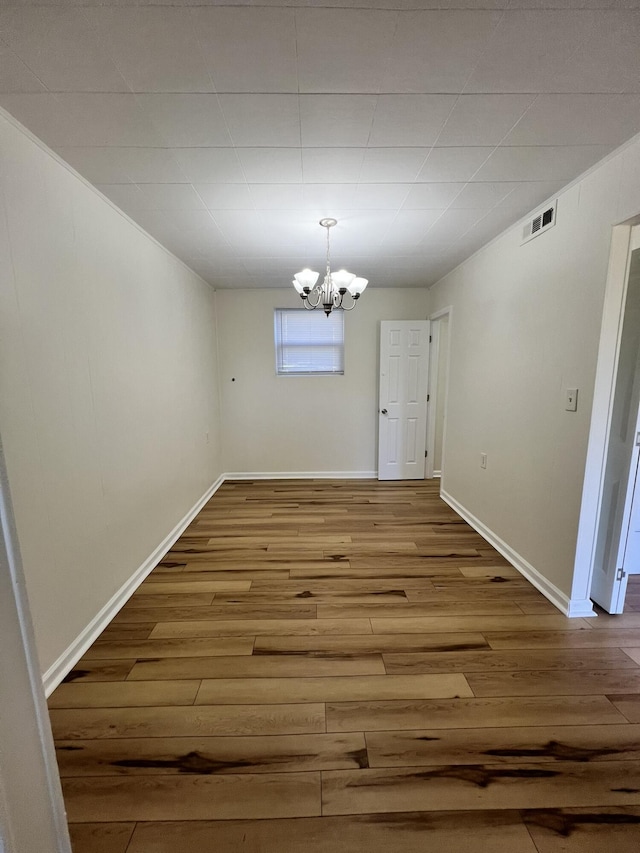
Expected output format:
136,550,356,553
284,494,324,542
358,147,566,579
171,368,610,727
429,134,640,609
216,287,430,475
0,111,223,677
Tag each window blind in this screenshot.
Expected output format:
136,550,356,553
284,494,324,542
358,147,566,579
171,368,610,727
274,309,344,375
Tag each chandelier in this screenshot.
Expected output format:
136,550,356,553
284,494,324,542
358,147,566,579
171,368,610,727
292,218,368,316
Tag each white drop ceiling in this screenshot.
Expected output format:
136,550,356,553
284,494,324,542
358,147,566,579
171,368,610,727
1,0,640,289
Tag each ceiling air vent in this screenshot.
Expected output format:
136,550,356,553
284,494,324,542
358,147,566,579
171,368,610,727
521,199,557,245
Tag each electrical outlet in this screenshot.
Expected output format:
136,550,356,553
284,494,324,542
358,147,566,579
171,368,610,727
480,453,487,469
565,388,578,412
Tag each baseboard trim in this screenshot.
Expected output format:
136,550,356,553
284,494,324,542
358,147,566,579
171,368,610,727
440,489,595,618
42,474,225,696
224,471,378,480
565,598,598,618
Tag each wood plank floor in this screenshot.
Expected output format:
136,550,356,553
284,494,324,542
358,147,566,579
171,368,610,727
48,479,640,852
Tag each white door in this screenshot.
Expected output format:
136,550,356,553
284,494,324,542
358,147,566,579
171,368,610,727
591,229,640,612
621,421,640,576
378,320,430,480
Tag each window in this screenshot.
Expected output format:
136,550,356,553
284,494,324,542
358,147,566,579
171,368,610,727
274,309,344,375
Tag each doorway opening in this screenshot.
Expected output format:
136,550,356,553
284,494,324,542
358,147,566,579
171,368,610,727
574,223,640,615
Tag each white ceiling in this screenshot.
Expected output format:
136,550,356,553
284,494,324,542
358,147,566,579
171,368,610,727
1,0,640,289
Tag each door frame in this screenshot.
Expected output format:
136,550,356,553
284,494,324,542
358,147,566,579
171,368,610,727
572,221,640,613
0,436,72,853
620,400,640,576
426,306,453,481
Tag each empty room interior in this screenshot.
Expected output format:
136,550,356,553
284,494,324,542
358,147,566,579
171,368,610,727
3,1,640,852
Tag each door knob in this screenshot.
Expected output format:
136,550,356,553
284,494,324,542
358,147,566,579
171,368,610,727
381,408,388,415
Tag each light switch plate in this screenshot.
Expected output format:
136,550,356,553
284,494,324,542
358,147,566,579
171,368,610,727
565,388,578,412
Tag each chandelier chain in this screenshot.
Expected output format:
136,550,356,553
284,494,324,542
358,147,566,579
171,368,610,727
326,222,331,279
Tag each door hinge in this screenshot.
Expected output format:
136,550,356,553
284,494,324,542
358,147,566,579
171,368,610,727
425,450,428,458
427,394,430,402
617,567,627,581
429,335,432,343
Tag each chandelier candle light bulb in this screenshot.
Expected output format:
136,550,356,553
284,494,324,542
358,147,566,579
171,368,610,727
293,218,368,316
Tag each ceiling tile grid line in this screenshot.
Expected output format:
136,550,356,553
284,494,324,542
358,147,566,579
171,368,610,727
415,88,549,241
1,2,640,287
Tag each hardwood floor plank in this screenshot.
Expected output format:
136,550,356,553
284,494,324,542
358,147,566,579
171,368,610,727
324,545,468,557
412,547,483,557
213,591,414,604
485,629,640,649
321,760,640,816
168,550,330,562
50,704,326,739
607,695,640,723
126,593,216,608
247,580,431,592
288,566,466,579
61,660,136,683
202,517,333,524
128,654,385,681
254,632,490,655
205,535,353,547
326,696,626,733
68,823,135,853
147,571,280,583
623,648,640,665
341,552,497,564
459,566,521,578
194,674,473,705
62,771,321,821
181,567,290,579
347,556,513,569
317,602,535,619
581,612,640,630
348,532,486,543
185,561,346,572
149,618,373,638
178,551,349,568
84,637,255,660
366,724,640,768
409,594,554,606
407,587,558,601
423,577,533,590
383,648,639,675
371,615,590,634
522,807,640,852
517,601,561,615
125,811,538,853
48,681,201,710
56,733,367,777
114,604,318,623
466,669,640,697
99,624,155,639
136,581,252,594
